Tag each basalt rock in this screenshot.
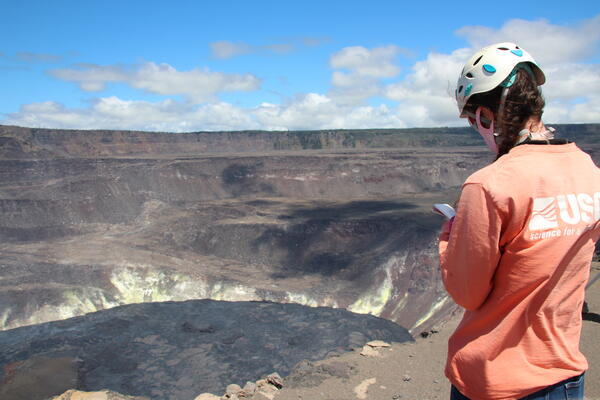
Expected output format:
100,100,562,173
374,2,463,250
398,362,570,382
0,299,412,400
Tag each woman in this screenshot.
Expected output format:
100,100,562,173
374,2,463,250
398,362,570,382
439,42,600,399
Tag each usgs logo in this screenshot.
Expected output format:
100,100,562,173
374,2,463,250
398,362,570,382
529,193,600,237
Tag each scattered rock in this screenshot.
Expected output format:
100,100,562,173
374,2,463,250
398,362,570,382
194,394,221,400
420,328,440,338
51,389,149,399
353,377,376,400
226,384,242,396
255,384,278,400
403,374,412,382
242,381,257,395
366,340,391,348
255,379,268,388
266,372,283,389
360,345,381,357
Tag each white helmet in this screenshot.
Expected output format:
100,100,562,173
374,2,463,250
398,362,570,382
455,42,545,117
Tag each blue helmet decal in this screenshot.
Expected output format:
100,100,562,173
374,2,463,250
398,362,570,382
464,84,473,96
483,64,496,73
511,49,524,57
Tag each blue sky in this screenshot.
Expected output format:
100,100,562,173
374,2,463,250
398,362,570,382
1,0,599,131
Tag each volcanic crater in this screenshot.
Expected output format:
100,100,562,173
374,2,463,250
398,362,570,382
1,124,598,399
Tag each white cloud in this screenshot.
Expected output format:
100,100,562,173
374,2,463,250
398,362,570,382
254,93,406,130
51,64,127,91
264,43,295,54
50,62,261,103
301,36,331,47
131,63,260,102
384,48,471,126
456,15,600,65
328,45,404,105
4,94,408,132
210,41,254,59
210,37,329,59
4,97,259,132
16,52,63,63
570,96,600,122
542,63,600,101
210,40,295,59
330,86,383,107
330,45,402,78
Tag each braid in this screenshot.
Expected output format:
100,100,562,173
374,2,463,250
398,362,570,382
465,68,545,159
496,70,545,157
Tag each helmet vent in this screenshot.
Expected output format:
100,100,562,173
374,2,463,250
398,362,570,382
458,85,464,94
466,72,474,78
473,55,483,66
498,47,509,51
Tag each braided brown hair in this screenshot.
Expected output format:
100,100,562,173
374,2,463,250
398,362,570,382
465,68,545,159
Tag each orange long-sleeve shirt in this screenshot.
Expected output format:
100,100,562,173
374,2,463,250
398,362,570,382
439,142,600,400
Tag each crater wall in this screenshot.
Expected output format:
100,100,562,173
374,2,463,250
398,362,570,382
1,124,598,335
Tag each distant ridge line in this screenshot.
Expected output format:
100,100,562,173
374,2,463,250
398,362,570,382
1,123,598,159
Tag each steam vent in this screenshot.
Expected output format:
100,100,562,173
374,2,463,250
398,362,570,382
1,124,598,399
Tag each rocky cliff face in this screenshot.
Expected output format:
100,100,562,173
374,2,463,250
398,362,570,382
0,150,481,333
0,124,484,159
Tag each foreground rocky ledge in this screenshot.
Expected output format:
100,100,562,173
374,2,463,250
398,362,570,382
0,299,412,400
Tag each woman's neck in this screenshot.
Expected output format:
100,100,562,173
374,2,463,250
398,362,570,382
523,117,546,133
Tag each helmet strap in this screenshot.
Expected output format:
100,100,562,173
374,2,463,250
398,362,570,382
496,86,510,138
475,106,499,154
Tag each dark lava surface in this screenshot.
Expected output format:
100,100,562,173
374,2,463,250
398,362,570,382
0,299,412,400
